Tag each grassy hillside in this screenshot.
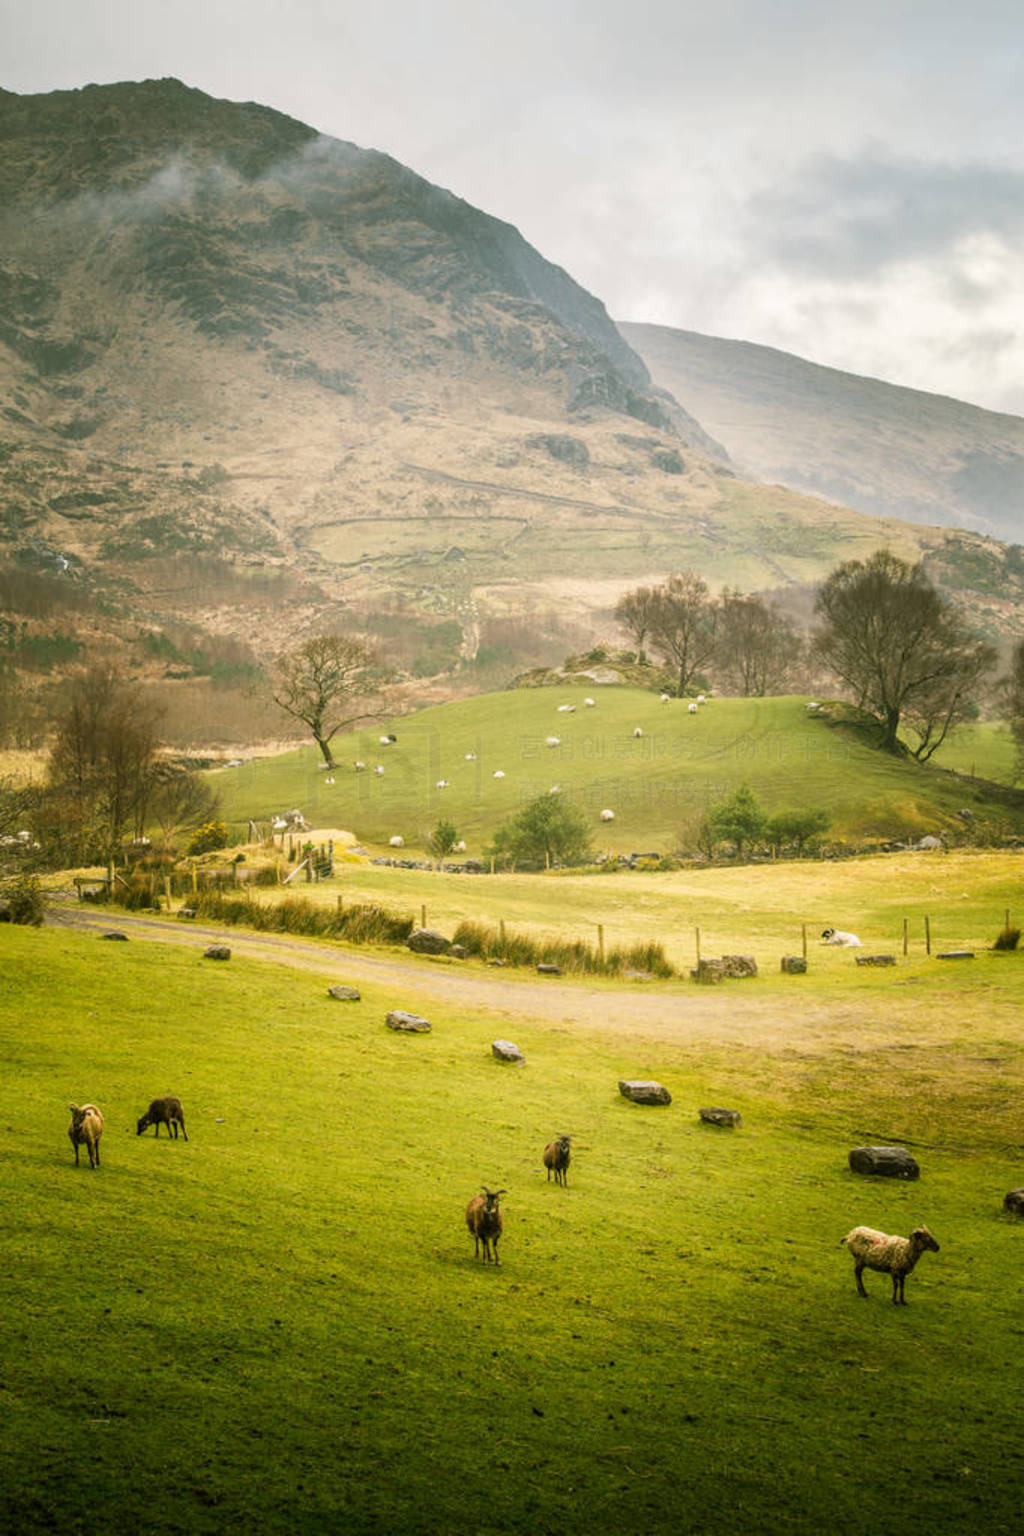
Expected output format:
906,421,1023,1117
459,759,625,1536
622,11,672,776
3,919,1023,1533
207,688,1024,855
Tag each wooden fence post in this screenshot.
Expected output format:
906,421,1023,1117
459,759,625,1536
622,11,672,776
801,923,807,960
925,915,931,955
695,925,702,964
191,859,197,894
499,918,506,942
421,904,427,929
337,895,344,916
597,924,605,962
903,917,909,956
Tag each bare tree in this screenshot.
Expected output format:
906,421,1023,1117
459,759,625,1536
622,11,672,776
272,634,385,767
614,585,659,662
715,590,803,696
814,550,995,757
649,572,717,696
45,666,163,863
1002,639,1024,782
148,765,220,852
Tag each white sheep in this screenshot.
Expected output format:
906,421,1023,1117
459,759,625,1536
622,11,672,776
687,702,698,715
549,785,560,795
841,1225,940,1305
696,694,707,704
436,779,450,789
821,927,861,947
546,736,560,748
379,735,392,745
374,765,384,776
325,776,335,785
660,693,671,702
557,704,576,713
633,727,643,738
389,835,405,848
453,840,467,853
584,697,595,707
600,809,615,822
465,752,477,761
354,761,366,771
493,770,505,779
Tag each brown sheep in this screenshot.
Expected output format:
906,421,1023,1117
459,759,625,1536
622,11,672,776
68,1103,103,1168
543,1135,571,1187
465,1186,506,1264
136,1096,188,1140
841,1225,940,1304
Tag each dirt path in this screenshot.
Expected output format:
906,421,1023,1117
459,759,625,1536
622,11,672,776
43,901,800,1045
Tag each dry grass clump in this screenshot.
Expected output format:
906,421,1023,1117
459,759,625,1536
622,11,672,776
192,890,414,945
451,918,673,977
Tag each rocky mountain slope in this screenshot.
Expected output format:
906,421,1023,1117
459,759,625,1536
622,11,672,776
2,78,1023,705
621,322,1024,545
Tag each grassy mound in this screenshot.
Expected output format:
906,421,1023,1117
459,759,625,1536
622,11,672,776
207,690,1024,857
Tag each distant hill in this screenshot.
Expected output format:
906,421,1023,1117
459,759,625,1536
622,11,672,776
621,322,1024,545
3,78,1024,723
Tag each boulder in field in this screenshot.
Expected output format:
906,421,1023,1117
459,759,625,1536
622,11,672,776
327,984,361,1002
699,1106,742,1127
619,1079,671,1106
1003,1189,1024,1217
936,950,974,961
855,953,897,967
848,1145,920,1180
100,930,129,941
491,1039,523,1063
721,955,757,979
691,959,727,984
780,956,807,974
536,963,562,975
204,945,231,961
386,1009,431,1033
407,928,451,955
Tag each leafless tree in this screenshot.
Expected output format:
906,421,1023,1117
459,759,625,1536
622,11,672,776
614,585,659,662
715,590,803,696
649,572,717,697
148,765,220,852
814,550,995,757
272,634,386,767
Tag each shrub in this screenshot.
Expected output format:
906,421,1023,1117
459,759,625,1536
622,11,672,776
993,926,1021,951
189,890,414,946
488,793,593,870
0,872,45,925
765,807,831,856
187,819,229,856
451,918,673,978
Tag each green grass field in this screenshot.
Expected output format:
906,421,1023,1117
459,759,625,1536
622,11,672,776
207,690,1024,858
4,910,1024,1533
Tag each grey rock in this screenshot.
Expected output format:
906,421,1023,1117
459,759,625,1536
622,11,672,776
848,1145,920,1180
936,950,975,960
721,954,757,979
699,1106,742,1127
449,944,468,959
691,959,727,984
491,1039,523,1063
619,1079,672,1106
1003,1189,1024,1216
486,957,507,967
204,945,231,961
780,955,807,974
407,928,451,955
100,930,129,941
536,963,562,975
327,984,361,1002
855,954,897,967
386,1010,431,1033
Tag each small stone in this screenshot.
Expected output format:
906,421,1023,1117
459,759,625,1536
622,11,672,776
486,957,507,967
204,945,231,961
619,1079,672,1106
699,1106,742,1127
1003,1189,1024,1217
780,956,807,974
855,954,897,967
936,950,975,960
327,985,361,1002
449,944,468,959
491,1039,523,1063
385,1010,431,1033
536,963,562,975
100,930,129,941
407,928,451,955
177,907,197,920
848,1145,920,1180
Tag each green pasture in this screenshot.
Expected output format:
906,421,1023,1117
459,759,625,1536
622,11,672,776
197,849,1024,976
3,921,1023,1533
207,690,1024,857
929,719,1018,785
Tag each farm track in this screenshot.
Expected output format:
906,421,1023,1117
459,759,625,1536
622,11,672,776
43,900,800,1044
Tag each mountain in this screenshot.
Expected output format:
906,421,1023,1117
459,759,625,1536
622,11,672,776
2,78,1024,716
620,322,1024,545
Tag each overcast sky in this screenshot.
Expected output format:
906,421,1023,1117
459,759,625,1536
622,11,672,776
6,0,1024,413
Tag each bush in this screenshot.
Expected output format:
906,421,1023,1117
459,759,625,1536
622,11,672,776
189,890,414,946
0,872,44,925
187,819,229,856
993,926,1021,951
488,794,593,870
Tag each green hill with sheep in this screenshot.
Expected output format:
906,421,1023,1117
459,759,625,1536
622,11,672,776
207,687,1023,858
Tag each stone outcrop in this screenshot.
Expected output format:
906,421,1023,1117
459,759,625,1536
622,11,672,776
327,984,361,1002
407,928,450,955
848,1145,920,1180
386,1010,431,1033
699,1106,742,1127
619,1079,671,1106
491,1039,523,1063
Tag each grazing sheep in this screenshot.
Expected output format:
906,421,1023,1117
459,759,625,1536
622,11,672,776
354,761,366,772
546,736,561,747
660,693,671,702
465,1186,506,1264
584,697,595,707
841,1225,940,1304
687,701,698,714
136,1096,188,1140
549,784,561,794
493,769,505,779
465,752,477,761
436,779,450,789
389,835,405,848
325,776,335,785
600,808,615,821
374,765,384,776
543,1135,572,1187
379,735,392,745
821,927,862,947
68,1103,103,1168
557,703,576,713
633,727,643,738
453,839,467,852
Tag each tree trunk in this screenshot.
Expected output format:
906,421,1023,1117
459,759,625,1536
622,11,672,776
314,734,335,768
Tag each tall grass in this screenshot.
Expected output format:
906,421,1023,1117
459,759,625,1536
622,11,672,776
452,917,674,976
192,889,414,944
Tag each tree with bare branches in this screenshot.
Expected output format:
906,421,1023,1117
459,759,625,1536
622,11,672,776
614,585,659,662
716,590,802,696
272,634,385,767
649,572,717,697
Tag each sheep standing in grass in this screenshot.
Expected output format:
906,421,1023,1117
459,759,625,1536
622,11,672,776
465,1186,506,1264
136,1096,188,1140
543,1135,572,1187
841,1225,940,1304
68,1103,103,1168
